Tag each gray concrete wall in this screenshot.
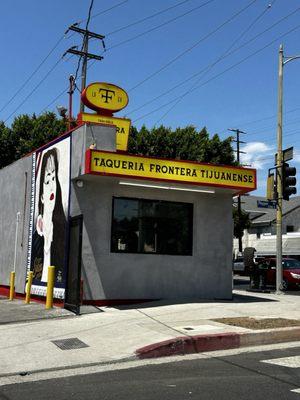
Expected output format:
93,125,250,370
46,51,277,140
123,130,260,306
70,173,233,301
283,207,300,233
71,123,116,179
0,155,32,292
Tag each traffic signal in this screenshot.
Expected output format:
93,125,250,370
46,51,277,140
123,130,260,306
266,171,276,200
282,162,297,201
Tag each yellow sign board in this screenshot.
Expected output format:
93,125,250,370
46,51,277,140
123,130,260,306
79,112,131,151
85,150,256,193
81,82,129,113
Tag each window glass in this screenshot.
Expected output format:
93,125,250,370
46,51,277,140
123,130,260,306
111,197,193,255
283,259,300,269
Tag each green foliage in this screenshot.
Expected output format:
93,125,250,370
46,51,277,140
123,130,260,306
233,207,251,239
0,112,67,169
128,125,235,165
0,121,15,169
0,117,235,170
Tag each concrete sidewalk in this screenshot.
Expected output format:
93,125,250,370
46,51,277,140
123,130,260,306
0,289,299,377
0,296,73,325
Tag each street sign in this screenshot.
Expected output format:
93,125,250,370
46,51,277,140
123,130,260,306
275,146,294,165
257,200,277,209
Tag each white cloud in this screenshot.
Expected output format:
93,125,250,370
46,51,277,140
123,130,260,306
293,150,300,163
240,141,274,170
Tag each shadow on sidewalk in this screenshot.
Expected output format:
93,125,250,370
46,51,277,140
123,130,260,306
111,292,278,311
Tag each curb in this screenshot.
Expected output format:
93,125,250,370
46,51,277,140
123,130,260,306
136,327,300,359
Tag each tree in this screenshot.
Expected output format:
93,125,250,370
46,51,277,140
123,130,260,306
0,122,14,169
0,112,67,169
233,207,251,240
128,125,236,165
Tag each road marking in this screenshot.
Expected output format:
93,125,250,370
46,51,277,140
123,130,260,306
261,356,300,368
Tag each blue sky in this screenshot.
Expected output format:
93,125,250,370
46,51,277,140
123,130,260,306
1,0,300,196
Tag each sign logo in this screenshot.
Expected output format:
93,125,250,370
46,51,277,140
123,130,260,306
81,82,129,113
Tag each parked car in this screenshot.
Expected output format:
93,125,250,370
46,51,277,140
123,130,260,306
257,257,300,290
233,256,245,274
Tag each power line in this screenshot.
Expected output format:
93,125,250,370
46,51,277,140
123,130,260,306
224,107,300,137
106,0,193,37
128,0,258,92
153,0,276,125
0,34,65,116
65,0,129,42
247,155,274,163
42,0,242,115
245,116,300,137
127,2,297,117
248,127,300,146
132,22,300,124
84,0,215,73
0,1,124,119
4,58,63,123
73,0,129,27
88,0,129,23
66,0,105,114
40,86,69,114
107,0,215,52
41,1,205,113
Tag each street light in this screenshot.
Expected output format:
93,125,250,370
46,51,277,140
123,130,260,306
276,44,300,294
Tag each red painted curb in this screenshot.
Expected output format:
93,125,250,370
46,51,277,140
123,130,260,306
136,327,300,359
136,333,240,359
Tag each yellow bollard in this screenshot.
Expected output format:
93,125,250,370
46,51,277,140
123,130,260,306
45,266,55,309
25,271,33,304
9,271,15,301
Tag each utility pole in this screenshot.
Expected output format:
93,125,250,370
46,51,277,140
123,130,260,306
68,75,75,131
275,45,300,293
229,128,246,253
276,45,284,294
64,24,105,113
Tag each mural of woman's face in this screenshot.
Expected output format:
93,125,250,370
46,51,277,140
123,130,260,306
41,155,57,214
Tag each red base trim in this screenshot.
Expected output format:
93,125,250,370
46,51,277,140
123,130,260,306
0,285,64,307
0,285,154,309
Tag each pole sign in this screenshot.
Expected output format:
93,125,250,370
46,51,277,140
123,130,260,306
81,82,129,113
79,81,131,151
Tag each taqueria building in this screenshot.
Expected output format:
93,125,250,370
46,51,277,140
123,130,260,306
0,83,256,309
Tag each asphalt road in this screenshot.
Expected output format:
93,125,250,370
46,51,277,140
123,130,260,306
1,346,300,400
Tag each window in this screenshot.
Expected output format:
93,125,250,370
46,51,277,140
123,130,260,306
111,197,193,255
286,225,294,233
